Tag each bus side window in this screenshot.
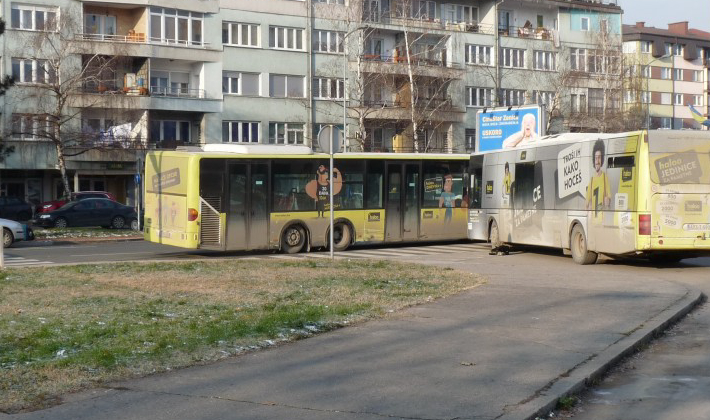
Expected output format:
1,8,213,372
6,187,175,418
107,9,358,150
365,160,384,209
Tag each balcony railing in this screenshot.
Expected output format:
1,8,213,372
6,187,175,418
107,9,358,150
76,33,211,49
498,25,555,41
362,11,495,35
361,54,462,69
150,86,205,99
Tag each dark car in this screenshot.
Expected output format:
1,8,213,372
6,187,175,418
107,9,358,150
0,196,34,221
37,191,117,213
33,198,138,229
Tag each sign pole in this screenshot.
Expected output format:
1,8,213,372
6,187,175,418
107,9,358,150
329,127,334,261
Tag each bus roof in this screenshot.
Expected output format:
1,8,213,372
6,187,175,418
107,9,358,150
149,146,470,161
472,130,645,155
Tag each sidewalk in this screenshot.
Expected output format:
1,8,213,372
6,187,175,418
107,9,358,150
6,250,703,420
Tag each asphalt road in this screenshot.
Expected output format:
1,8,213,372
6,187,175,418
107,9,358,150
4,239,710,420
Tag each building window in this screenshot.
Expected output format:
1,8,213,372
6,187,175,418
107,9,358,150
465,44,492,65
570,93,587,113
443,4,477,24
150,120,191,143
313,77,344,100
465,128,475,150
660,117,672,129
222,71,260,96
269,26,305,51
269,123,304,144
11,58,57,84
500,47,525,68
222,22,259,47
532,91,554,106
580,17,589,31
149,7,204,46
501,89,526,106
85,14,116,36
533,50,556,71
222,121,260,143
642,65,651,78
664,43,672,56
313,30,344,53
465,87,492,107
641,91,650,104
693,95,703,106
269,74,305,98
673,68,683,81
674,93,683,105
673,43,684,56
641,41,651,53
570,48,587,72
660,67,671,80
11,114,52,140
692,70,702,82
660,92,671,105
11,4,57,31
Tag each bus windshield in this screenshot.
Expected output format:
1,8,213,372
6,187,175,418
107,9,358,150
648,132,710,185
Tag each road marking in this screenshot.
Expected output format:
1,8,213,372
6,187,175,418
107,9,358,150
70,252,156,257
1,256,53,267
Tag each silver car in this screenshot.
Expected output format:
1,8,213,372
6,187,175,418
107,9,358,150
0,217,35,248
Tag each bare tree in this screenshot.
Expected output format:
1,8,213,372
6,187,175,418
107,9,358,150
6,12,139,197
0,17,16,162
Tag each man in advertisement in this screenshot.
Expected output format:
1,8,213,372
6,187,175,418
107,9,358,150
502,113,539,149
586,140,611,219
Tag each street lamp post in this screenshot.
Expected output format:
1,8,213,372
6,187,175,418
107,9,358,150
645,53,671,129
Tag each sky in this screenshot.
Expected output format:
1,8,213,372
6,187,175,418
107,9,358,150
617,0,710,32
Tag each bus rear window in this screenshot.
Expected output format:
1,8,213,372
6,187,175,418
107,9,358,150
649,133,710,184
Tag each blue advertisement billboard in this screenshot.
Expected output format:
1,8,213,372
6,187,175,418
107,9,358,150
476,106,544,152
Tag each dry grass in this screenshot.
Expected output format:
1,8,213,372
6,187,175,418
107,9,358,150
0,259,484,413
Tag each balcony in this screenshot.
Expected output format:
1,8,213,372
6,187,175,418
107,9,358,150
359,53,464,79
357,97,464,122
150,86,205,99
71,86,222,113
363,11,494,35
498,25,555,42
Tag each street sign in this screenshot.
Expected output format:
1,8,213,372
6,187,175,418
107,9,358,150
317,125,343,154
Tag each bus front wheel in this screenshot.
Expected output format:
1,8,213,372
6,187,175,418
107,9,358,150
282,225,306,254
489,220,501,250
570,225,598,265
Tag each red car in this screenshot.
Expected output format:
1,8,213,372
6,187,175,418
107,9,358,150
37,191,117,213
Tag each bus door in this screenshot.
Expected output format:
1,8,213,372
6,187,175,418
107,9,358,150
385,163,420,241
226,162,269,250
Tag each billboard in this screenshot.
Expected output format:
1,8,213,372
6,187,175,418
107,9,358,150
476,106,545,152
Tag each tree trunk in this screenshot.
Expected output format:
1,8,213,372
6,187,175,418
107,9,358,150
55,141,72,199
402,29,418,152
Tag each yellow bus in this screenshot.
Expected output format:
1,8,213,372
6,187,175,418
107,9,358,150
144,145,471,253
467,130,710,264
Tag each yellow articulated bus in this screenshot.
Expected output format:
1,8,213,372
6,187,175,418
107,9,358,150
467,130,710,264
144,144,471,253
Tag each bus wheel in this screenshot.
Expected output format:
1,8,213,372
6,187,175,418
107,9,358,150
282,225,306,254
331,223,352,252
570,225,598,265
489,220,501,250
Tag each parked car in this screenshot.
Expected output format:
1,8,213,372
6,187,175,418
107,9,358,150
33,198,138,229
37,191,117,213
0,217,35,248
0,196,34,221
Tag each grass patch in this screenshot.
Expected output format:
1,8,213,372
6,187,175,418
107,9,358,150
32,227,139,240
0,259,484,413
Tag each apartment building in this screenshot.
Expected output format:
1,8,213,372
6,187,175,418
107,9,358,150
623,21,710,130
0,0,622,207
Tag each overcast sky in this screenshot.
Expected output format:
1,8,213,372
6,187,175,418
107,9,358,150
617,0,710,32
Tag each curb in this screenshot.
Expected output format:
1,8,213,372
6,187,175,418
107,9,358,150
498,290,706,420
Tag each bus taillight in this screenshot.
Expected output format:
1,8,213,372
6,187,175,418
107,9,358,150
188,208,199,221
639,214,651,235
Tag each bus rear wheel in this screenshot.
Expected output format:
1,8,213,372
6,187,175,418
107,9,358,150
570,225,598,265
331,223,352,252
282,225,306,254
489,220,501,250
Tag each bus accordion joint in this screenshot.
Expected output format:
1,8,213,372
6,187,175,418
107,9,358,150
188,208,199,222
639,214,651,236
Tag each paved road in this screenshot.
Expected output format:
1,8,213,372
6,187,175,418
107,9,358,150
3,238,706,420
